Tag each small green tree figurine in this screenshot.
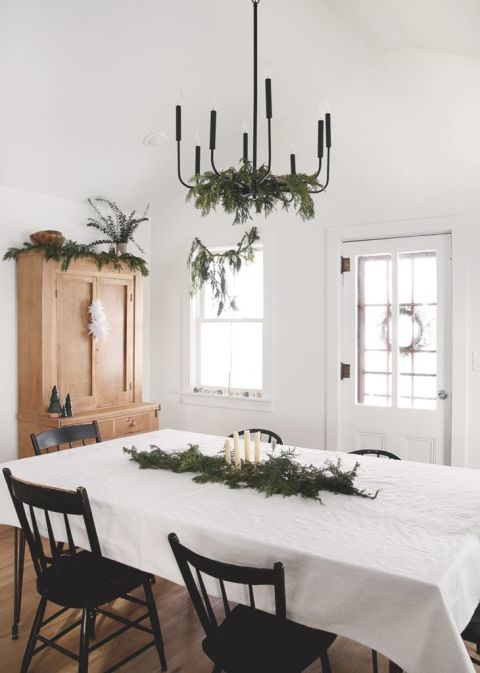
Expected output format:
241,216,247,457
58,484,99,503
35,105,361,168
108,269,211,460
65,394,74,417
47,386,62,417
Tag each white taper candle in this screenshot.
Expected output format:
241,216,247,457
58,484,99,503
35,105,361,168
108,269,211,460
244,430,251,462
233,432,241,468
224,439,232,465
255,431,261,464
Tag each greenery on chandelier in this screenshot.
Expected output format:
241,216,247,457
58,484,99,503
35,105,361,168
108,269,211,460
188,226,259,316
3,239,149,276
187,162,322,225
87,197,149,252
123,443,378,501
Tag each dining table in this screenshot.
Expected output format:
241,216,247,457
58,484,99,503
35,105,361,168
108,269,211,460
1,428,480,673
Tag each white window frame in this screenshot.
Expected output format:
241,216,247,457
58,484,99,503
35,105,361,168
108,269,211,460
181,230,273,411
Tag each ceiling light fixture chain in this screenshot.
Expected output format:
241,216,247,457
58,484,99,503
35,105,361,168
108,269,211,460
175,0,332,221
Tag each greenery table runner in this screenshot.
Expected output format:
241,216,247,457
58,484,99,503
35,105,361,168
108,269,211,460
124,444,378,501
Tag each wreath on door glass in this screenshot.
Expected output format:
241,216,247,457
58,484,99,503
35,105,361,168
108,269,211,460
380,307,429,354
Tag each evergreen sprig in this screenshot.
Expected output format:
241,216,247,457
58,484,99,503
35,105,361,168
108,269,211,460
87,197,149,253
123,444,378,501
187,162,322,225
3,240,149,276
188,226,259,316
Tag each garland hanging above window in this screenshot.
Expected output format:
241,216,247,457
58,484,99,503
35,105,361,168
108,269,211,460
175,0,332,224
188,226,259,316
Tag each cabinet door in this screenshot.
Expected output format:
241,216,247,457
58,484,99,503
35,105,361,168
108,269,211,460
96,277,134,406
56,274,96,411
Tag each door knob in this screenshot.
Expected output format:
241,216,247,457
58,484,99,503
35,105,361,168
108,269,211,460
437,390,448,400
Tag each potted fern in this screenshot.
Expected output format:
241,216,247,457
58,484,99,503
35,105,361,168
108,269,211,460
86,197,149,255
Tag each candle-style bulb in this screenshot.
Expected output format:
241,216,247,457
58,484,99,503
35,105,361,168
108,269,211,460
194,132,201,146
289,142,297,154
242,120,249,133
211,93,217,111
177,90,183,106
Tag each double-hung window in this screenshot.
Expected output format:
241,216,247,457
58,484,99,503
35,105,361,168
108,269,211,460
192,247,264,396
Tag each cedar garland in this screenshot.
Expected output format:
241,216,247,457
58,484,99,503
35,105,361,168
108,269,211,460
123,443,378,502
187,162,322,226
3,240,149,276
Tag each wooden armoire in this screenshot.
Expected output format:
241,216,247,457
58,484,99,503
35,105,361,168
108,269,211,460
17,251,159,457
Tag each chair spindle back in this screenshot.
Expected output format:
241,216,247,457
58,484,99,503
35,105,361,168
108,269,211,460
3,468,102,578
168,532,286,637
31,421,102,456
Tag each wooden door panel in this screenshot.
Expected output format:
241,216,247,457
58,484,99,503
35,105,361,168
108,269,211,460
96,277,134,406
57,274,96,411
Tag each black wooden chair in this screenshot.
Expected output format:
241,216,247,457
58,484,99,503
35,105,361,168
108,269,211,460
3,468,167,673
462,607,480,666
11,422,103,641
31,421,102,456
229,429,284,445
168,532,335,673
349,449,400,461
349,448,401,673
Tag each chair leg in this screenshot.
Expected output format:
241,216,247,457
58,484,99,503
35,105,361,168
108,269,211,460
12,527,26,640
372,649,378,673
79,608,92,673
144,579,167,671
20,596,47,673
88,608,97,640
319,651,332,673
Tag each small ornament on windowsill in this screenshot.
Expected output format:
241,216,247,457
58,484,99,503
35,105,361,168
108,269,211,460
47,385,62,417
61,405,68,418
65,394,73,417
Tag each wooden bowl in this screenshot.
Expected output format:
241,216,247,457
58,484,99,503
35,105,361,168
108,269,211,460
30,230,65,246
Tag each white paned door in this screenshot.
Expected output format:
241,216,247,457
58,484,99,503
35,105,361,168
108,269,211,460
341,235,452,464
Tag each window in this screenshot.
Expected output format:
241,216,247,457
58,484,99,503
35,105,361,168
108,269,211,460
192,248,264,396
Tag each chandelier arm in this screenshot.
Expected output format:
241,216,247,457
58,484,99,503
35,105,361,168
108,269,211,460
312,157,323,180
210,150,221,176
256,118,272,186
307,149,330,193
177,142,194,189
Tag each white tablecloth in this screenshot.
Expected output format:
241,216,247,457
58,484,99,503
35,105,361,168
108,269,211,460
1,429,479,673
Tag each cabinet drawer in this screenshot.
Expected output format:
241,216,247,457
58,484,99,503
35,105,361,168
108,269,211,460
115,413,151,436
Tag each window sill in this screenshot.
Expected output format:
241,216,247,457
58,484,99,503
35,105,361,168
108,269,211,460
180,391,274,412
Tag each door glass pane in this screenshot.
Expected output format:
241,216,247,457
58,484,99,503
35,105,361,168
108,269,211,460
357,255,392,407
398,251,437,410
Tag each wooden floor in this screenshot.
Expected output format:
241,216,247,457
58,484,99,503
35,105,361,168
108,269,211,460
1,524,477,673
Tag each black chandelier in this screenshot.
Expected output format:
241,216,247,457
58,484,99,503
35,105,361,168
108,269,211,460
175,0,332,222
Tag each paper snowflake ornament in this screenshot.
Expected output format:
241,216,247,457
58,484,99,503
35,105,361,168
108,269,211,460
88,299,110,342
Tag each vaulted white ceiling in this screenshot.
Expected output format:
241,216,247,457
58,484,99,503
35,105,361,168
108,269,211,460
1,0,479,212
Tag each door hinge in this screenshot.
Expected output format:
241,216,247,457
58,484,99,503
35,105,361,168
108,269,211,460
129,382,132,390
340,362,351,380
340,256,351,274
130,293,133,302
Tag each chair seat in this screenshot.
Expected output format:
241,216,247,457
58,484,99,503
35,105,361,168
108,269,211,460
202,604,336,673
462,604,480,644
37,550,148,608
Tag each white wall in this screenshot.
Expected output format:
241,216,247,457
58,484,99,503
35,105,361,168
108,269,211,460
0,186,151,462
149,46,480,466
